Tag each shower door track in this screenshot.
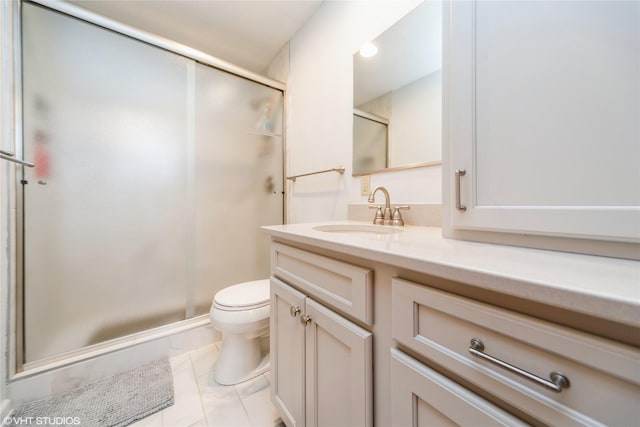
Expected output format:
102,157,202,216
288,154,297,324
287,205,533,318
25,0,286,92
15,315,210,379
9,0,287,375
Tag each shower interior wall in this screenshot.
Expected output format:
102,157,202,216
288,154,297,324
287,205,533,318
13,2,285,368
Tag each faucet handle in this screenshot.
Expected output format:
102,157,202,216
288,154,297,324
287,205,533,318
368,205,385,225
391,205,410,226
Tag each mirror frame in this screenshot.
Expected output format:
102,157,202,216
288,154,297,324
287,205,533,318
351,160,441,177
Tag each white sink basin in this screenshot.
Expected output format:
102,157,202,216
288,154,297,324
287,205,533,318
312,223,403,234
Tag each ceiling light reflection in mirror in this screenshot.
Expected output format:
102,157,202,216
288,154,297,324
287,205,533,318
359,42,378,58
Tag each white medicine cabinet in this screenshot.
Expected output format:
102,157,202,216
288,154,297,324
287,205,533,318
445,0,640,244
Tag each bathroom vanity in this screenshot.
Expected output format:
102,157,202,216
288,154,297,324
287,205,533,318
263,222,640,426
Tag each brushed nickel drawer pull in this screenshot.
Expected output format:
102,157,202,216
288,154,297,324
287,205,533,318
455,169,466,211
469,338,570,393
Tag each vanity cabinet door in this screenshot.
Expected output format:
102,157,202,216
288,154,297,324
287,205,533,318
270,278,306,427
271,277,373,427
304,298,372,427
446,0,640,242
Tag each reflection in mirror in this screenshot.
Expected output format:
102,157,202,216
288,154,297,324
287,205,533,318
353,109,388,173
353,1,442,175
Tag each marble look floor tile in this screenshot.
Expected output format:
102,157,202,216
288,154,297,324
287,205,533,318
190,344,219,378
163,353,205,427
128,342,278,427
197,368,239,401
241,387,280,427
235,375,269,399
128,410,163,427
202,393,252,427
169,352,192,372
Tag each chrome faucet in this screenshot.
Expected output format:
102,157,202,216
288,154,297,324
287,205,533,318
367,186,409,226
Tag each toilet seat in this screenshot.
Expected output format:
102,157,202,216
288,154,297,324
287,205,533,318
209,279,271,385
213,279,270,311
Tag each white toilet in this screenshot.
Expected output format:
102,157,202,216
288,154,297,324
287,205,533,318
209,279,271,385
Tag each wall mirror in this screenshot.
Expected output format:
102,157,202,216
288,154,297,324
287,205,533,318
353,1,442,176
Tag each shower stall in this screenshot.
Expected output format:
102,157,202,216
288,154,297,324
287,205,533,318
17,2,284,366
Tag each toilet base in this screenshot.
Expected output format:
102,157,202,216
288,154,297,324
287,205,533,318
214,333,270,385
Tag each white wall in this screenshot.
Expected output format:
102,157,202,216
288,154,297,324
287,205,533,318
287,0,441,223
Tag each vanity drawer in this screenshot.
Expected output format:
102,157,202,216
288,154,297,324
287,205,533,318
271,242,373,325
392,278,640,426
391,348,526,426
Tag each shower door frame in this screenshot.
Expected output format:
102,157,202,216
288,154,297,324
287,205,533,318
6,0,288,376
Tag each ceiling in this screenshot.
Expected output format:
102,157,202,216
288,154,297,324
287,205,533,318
68,0,324,74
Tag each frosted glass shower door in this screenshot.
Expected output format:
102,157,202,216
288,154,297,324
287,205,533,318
22,4,190,362
193,64,283,314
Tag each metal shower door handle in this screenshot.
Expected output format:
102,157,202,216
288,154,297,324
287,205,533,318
455,169,466,211
0,150,35,168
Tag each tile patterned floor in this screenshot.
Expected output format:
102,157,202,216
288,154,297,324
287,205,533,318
131,343,282,427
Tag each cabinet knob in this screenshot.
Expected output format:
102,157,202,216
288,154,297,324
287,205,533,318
290,306,301,317
301,315,312,325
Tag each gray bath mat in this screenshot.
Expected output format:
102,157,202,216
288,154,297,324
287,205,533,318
6,359,174,427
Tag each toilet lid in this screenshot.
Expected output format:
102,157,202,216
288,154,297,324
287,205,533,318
214,279,270,309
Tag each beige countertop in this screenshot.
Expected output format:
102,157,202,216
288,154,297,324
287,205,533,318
262,221,640,329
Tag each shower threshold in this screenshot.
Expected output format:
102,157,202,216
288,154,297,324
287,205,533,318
14,315,212,380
